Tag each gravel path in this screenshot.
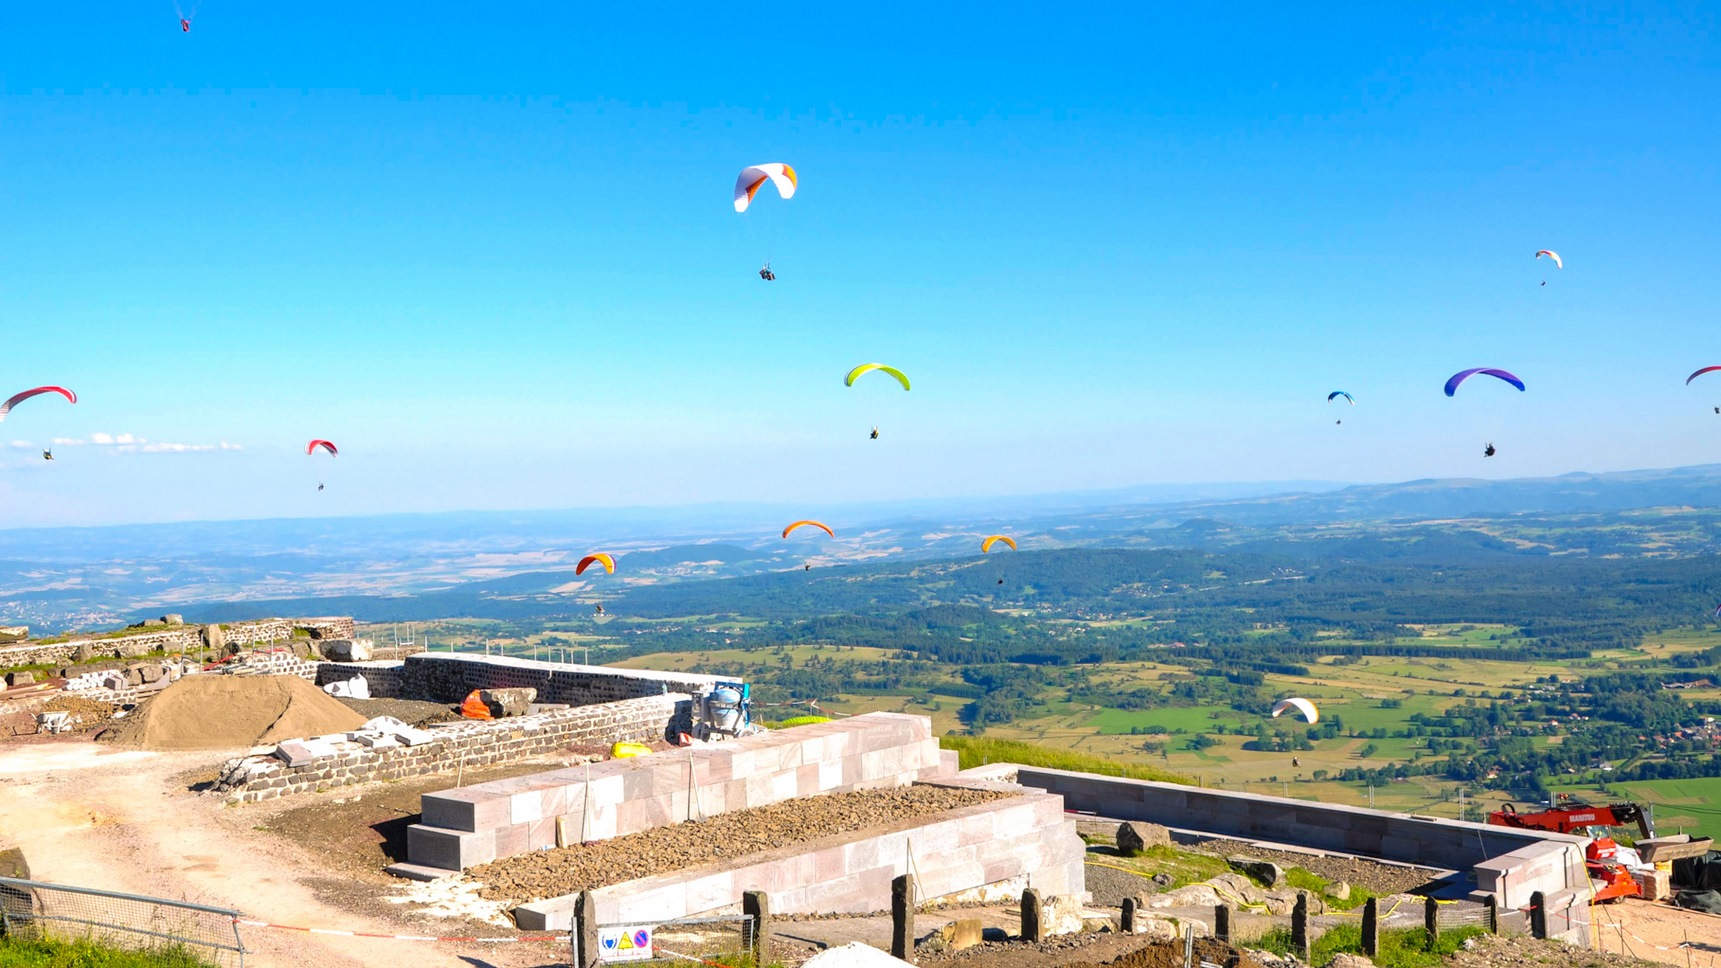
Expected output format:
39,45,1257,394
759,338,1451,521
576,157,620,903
470,785,1013,904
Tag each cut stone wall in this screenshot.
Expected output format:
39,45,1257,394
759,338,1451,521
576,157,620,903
407,712,950,871
994,764,1590,944
0,617,353,670
215,693,693,804
513,778,1085,930
393,652,728,705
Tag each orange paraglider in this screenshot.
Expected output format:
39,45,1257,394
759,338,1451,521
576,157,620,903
576,553,616,576
781,520,835,540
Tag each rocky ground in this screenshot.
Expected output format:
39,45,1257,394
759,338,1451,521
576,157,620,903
469,785,1014,904
334,696,460,727
917,931,1272,968
1444,934,1655,966
1181,837,1437,897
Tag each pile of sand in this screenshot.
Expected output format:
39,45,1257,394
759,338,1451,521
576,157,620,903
112,675,367,750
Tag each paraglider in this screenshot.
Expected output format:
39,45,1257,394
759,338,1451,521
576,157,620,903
1687,366,1721,386
1536,250,1562,285
1444,368,1525,396
845,364,911,392
0,386,76,423
305,439,338,456
1271,697,1319,724
759,265,776,282
782,520,835,540
733,163,797,213
576,553,616,576
594,603,606,616
869,427,879,440
41,450,52,461
180,18,190,31
1484,443,1497,457
981,535,1017,553
1327,391,1354,404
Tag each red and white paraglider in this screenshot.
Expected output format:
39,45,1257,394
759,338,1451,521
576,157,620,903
0,386,76,423
306,439,336,491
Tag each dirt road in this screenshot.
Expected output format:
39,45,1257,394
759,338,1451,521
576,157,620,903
1591,898,1721,967
0,741,568,968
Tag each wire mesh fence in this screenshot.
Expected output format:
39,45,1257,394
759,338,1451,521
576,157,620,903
0,876,246,967
583,913,754,966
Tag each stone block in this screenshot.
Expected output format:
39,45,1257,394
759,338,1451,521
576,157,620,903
510,790,543,826
941,918,984,951
493,823,529,860
406,824,497,870
423,789,512,833
274,741,314,768
4,671,35,688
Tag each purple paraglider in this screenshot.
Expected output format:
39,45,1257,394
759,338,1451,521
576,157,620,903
1444,368,1525,397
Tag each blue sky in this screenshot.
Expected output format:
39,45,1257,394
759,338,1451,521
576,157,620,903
1,4,1717,526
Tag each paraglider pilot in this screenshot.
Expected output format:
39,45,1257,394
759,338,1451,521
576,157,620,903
594,603,605,616
1484,443,1496,458
41,450,52,461
317,482,325,491
181,18,190,31
869,426,879,440
758,264,775,281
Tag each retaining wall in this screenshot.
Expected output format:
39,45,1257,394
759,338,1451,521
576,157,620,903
406,712,954,871
996,765,1589,943
514,778,1085,930
214,693,693,803
0,617,353,669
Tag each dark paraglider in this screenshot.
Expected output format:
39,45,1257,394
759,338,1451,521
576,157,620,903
1484,443,1496,458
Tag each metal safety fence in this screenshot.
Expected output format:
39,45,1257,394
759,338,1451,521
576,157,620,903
0,876,246,967
581,914,755,966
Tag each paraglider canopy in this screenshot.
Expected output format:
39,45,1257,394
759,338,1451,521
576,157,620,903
0,386,77,422
845,364,911,391
1327,391,1354,404
1535,249,1563,270
733,163,797,213
1271,697,1319,724
305,439,338,457
1444,368,1525,397
981,535,1018,553
1687,366,1721,386
576,553,616,576
782,520,835,540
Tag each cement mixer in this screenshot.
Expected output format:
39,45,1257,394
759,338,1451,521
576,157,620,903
698,682,761,741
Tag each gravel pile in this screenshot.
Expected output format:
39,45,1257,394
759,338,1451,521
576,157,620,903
1186,837,1435,896
1444,934,1652,967
469,785,1013,904
335,696,458,727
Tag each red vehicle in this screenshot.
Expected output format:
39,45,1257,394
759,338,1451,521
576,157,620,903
1488,798,1654,901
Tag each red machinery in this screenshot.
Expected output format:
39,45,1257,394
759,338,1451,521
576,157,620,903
1488,798,1654,901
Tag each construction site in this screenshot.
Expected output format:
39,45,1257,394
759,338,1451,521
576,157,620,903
4,617,1721,968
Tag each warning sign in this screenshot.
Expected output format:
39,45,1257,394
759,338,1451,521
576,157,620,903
596,924,654,963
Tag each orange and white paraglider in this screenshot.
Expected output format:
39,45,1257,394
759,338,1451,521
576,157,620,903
735,163,796,280
1535,249,1562,285
1271,697,1319,724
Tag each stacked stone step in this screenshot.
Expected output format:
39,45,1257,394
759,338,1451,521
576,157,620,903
512,778,1085,931
406,712,953,871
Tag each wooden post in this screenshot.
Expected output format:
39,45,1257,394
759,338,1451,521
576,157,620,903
1292,893,1311,962
892,874,916,964
1120,896,1138,934
1425,895,1440,942
574,890,598,968
743,890,769,965
1021,887,1045,944
1214,903,1232,944
1529,891,1547,940
1362,896,1379,959
1485,893,1499,934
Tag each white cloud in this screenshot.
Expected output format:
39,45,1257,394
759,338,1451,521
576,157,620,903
39,433,244,454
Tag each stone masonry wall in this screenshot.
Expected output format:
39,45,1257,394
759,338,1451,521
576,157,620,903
0,617,353,670
215,693,693,804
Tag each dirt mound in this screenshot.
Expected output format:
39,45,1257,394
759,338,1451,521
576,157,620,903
111,675,366,750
